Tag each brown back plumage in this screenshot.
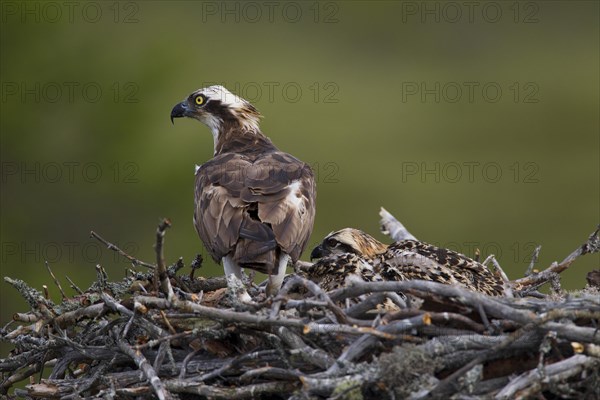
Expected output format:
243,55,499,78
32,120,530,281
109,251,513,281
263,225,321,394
194,135,316,275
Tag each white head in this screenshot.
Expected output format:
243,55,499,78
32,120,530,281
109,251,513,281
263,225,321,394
171,85,262,150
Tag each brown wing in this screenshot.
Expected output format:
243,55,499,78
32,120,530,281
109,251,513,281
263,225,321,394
381,240,505,296
194,151,316,267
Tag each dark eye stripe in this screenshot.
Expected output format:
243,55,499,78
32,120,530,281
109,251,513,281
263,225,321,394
325,239,356,254
326,238,338,247
338,243,356,254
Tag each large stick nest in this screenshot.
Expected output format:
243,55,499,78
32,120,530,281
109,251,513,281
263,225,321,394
1,216,599,400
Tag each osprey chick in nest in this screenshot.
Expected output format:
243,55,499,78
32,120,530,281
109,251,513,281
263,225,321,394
171,85,316,298
309,228,505,296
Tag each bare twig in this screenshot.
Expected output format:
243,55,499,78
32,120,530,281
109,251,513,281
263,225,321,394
379,207,417,241
273,275,348,323
482,255,514,298
90,230,155,269
329,280,536,324
495,354,599,399
189,254,203,279
136,295,395,339
197,350,278,382
164,380,298,398
134,331,192,351
154,219,175,300
428,308,600,397
327,314,430,373
64,276,84,295
44,261,68,300
116,328,172,400
514,226,600,289
525,245,542,276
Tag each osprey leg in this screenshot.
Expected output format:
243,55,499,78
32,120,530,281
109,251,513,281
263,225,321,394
223,256,252,303
267,254,290,296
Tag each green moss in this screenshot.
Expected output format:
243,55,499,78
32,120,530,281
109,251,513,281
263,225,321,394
378,344,439,398
331,379,363,400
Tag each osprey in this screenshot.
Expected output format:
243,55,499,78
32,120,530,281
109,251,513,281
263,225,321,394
171,85,316,297
309,228,506,296
295,251,406,310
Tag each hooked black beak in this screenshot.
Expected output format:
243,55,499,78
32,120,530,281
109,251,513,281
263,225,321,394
170,102,188,124
310,244,327,261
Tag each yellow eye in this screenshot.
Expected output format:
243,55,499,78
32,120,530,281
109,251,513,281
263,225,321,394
195,95,205,105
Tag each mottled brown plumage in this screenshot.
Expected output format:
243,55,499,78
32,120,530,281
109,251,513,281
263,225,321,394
301,253,381,292
307,228,506,296
194,148,314,272
171,86,316,297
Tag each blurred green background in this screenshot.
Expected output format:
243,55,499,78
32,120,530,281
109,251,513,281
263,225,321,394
1,0,598,334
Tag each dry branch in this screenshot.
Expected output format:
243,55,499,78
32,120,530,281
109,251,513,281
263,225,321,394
90,230,156,269
513,225,600,291
154,218,175,301
379,206,417,241
2,217,599,399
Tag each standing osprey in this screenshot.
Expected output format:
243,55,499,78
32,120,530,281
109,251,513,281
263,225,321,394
309,228,505,296
170,85,316,297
